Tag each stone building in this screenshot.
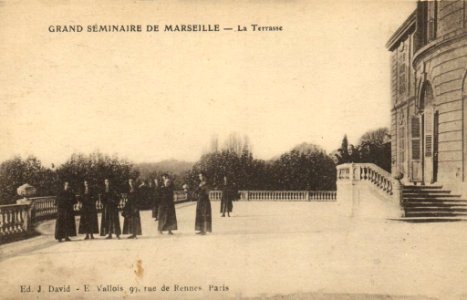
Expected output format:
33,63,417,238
387,0,467,195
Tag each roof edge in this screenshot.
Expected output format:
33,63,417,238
386,10,417,51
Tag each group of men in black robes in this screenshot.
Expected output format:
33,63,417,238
54,172,235,242
54,178,145,241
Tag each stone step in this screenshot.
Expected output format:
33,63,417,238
403,198,467,203
403,187,443,191
403,193,455,197
403,194,462,199
405,211,467,217
403,185,443,189
404,206,467,211
400,185,467,221
405,211,467,216
404,197,467,201
394,216,467,223
404,203,467,208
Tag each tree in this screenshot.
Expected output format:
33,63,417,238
185,141,336,191
270,147,336,190
359,127,388,145
334,135,351,164
358,127,391,172
56,152,139,192
332,128,391,172
0,156,58,204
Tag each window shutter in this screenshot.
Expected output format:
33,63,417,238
411,116,421,160
425,110,433,157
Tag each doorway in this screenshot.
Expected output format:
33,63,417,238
421,83,438,184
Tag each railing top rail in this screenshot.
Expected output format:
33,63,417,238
0,203,30,209
209,190,335,193
356,163,392,178
336,163,392,179
247,190,307,193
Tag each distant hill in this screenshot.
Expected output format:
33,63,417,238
135,159,194,178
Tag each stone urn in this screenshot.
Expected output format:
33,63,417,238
394,172,404,181
16,183,37,204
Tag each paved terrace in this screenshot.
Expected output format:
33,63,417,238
1,201,467,299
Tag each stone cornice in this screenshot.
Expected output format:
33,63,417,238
412,30,467,68
386,10,417,51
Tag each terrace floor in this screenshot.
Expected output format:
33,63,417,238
0,201,467,299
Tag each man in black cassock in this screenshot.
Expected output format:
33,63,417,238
220,176,234,217
100,178,121,239
195,172,212,235
158,174,177,235
151,178,162,221
55,181,77,242
78,180,99,240
122,178,142,239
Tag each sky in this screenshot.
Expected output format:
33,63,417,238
0,0,417,166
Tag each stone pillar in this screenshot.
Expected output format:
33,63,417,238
16,198,33,232
392,178,405,218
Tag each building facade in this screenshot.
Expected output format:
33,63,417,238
387,0,467,194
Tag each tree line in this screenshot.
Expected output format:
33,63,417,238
0,128,391,205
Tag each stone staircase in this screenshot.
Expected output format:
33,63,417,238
402,185,467,222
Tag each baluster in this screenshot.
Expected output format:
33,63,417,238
17,208,24,232
3,208,9,235
12,208,18,233
0,208,5,236
6,209,13,234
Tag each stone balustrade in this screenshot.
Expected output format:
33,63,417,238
0,204,30,243
336,163,394,196
208,190,336,201
336,163,403,218
209,190,223,201
309,190,337,201
29,196,56,221
174,191,189,203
